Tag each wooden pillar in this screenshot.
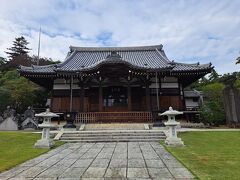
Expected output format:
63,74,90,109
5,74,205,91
69,75,73,112
80,82,85,112
128,84,132,111
181,83,186,111
155,72,160,111
99,79,103,112
146,82,151,111
159,75,162,111
178,79,185,111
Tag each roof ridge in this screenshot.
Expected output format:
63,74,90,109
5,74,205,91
58,50,78,68
155,48,171,63
69,44,163,51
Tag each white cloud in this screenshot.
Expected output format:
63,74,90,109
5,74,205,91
0,0,239,74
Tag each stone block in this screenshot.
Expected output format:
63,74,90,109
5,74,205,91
104,168,126,178
145,159,165,168
36,166,68,178
72,158,94,168
90,158,110,168
127,168,149,178
82,167,106,178
168,167,194,179
109,159,127,168
34,139,54,149
14,166,47,178
0,117,18,130
165,137,184,146
147,168,173,179
59,167,86,178
128,159,146,168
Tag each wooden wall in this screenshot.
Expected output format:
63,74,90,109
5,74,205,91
151,96,183,111
51,97,70,112
51,97,84,112
159,96,183,110
51,89,183,112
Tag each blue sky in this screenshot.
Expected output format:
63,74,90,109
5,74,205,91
0,0,240,74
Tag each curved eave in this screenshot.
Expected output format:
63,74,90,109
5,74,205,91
171,68,213,74
170,62,213,75
18,65,57,76
18,70,56,79
55,58,174,73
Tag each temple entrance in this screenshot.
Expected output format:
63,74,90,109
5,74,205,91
103,86,128,111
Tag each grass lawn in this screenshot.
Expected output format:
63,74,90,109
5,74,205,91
0,131,64,172
164,131,240,180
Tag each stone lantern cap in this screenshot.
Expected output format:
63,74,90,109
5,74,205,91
160,107,183,116
35,109,59,118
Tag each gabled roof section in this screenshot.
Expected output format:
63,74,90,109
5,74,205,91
18,44,213,75
56,44,172,72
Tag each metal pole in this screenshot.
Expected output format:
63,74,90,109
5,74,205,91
70,75,73,112
155,72,160,110
37,27,41,66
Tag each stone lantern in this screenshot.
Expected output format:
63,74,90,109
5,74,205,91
34,109,59,148
160,107,184,146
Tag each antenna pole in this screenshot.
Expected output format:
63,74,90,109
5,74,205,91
37,27,41,65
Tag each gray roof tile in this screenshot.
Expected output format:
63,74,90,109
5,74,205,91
18,45,212,74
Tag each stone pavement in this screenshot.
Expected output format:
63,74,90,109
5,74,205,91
0,142,194,180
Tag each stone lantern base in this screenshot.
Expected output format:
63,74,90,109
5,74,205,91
34,139,54,149
165,137,184,146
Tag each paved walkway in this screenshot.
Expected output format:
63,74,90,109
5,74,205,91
0,142,194,180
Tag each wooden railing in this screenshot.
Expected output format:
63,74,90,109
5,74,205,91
75,112,153,124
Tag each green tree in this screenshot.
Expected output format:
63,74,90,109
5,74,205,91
0,87,13,113
234,78,240,91
5,36,31,60
0,70,49,113
200,82,225,125
219,72,238,87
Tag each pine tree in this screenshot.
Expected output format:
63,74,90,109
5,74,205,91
0,57,6,66
5,36,31,60
209,69,219,82
236,56,240,64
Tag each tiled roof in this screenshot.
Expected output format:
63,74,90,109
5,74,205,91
18,44,212,74
18,64,56,74
184,90,202,97
172,62,212,72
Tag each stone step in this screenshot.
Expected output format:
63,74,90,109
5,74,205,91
58,130,166,142
61,133,165,137
84,123,145,131
60,135,166,140
60,138,164,142
62,130,165,134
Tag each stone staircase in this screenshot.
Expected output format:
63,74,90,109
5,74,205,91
84,123,145,131
58,130,166,142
